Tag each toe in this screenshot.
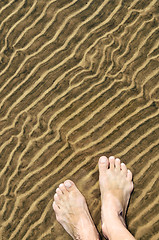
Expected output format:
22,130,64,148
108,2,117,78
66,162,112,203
115,158,121,171
121,163,127,176
52,201,60,212
98,156,108,174
109,156,115,170
56,188,63,198
127,169,133,181
52,201,61,222
64,180,75,192
59,183,67,194
54,193,60,204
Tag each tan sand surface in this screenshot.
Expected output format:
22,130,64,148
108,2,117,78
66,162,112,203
0,0,159,239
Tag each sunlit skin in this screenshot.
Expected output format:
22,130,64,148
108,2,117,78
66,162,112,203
53,156,136,240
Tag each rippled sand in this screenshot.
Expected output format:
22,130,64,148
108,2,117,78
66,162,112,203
0,0,159,239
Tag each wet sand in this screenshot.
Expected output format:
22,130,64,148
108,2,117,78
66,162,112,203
0,0,159,239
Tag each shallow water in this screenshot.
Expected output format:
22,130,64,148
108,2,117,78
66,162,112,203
0,0,159,239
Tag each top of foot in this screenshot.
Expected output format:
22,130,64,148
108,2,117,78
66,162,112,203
53,180,99,240
98,156,134,237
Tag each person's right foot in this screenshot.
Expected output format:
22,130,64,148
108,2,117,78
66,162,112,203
98,156,134,239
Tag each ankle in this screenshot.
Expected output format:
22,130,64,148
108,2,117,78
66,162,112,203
102,208,127,239
118,211,127,228
75,216,100,240
78,232,100,240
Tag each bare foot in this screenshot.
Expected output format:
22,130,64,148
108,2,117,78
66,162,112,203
53,180,100,240
98,156,134,239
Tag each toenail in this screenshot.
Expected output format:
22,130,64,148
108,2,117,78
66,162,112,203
100,156,107,163
64,181,72,188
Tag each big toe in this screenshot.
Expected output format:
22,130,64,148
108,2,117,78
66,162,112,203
98,156,109,175
64,180,76,192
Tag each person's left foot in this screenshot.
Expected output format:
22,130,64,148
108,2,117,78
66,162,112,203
53,180,100,240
